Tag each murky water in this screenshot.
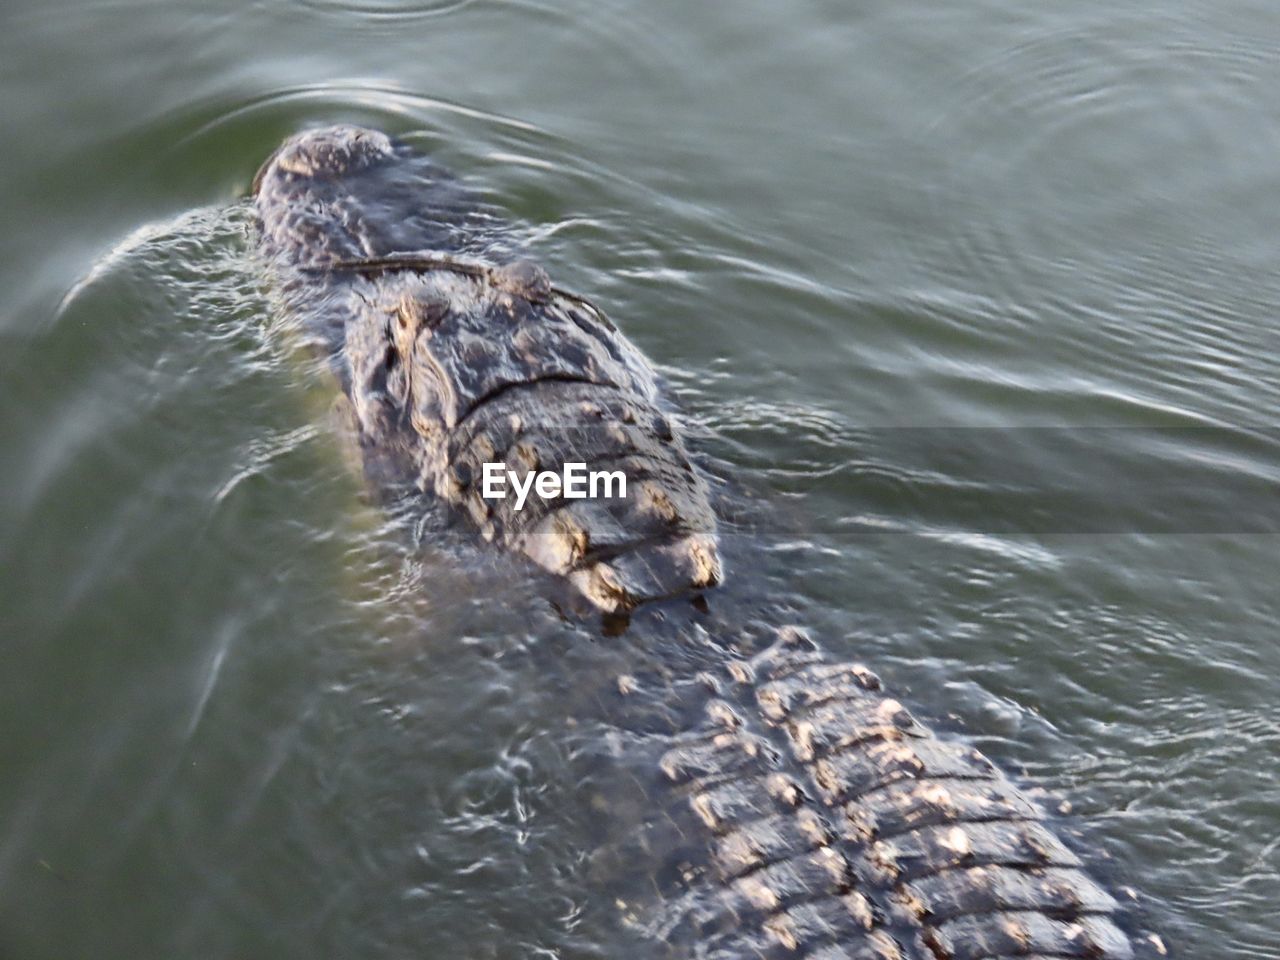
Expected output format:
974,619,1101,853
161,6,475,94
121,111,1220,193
2,1,1279,957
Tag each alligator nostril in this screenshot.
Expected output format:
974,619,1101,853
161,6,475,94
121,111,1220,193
269,126,395,183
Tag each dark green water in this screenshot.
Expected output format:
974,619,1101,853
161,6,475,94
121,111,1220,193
2,1,1279,957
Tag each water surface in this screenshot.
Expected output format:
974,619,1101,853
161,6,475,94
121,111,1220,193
2,1,1279,957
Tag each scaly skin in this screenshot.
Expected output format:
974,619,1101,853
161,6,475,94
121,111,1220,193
254,126,1148,959
255,126,719,612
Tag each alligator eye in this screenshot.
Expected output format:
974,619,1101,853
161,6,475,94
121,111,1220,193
415,295,449,329
490,259,552,304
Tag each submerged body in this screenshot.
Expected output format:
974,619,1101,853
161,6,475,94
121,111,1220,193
255,126,1145,959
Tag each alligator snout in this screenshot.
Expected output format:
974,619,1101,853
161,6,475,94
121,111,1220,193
252,125,393,195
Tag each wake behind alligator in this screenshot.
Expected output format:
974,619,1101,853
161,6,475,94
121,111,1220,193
255,126,1156,959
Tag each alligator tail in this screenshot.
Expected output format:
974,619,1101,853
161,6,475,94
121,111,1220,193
640,623,1147,960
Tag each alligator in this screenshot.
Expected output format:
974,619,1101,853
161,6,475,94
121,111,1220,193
254,125,1153,960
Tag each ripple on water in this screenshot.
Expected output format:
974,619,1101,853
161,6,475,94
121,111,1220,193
140,81,666,269
12,186,624,957
288,0,478,21
887,9,1280,424
15,36,1278,955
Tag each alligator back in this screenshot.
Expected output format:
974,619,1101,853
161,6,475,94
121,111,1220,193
254,126,1150,960
255,126,720,611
